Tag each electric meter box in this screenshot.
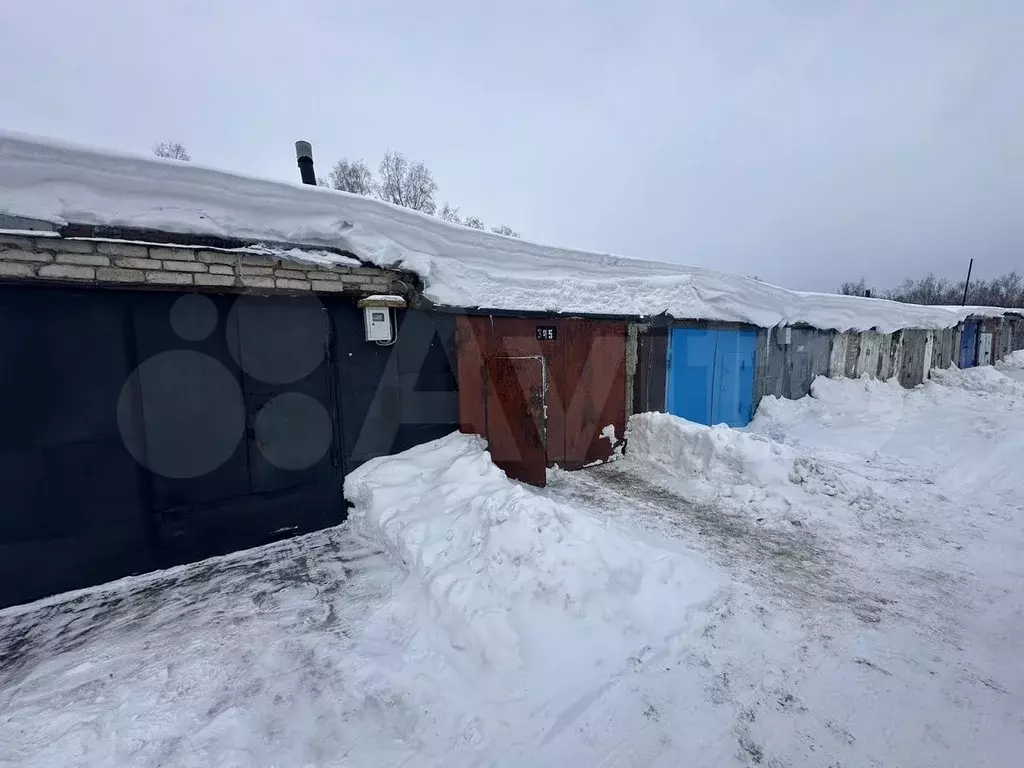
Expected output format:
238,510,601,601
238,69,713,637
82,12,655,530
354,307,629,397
364,306,394,342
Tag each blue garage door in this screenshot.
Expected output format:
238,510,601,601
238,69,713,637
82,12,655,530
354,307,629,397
666,328,757,427
959,321,979,368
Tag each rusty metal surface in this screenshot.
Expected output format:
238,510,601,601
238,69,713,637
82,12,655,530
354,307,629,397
485,355,547,486
455,316,555,485
564,320,627,468
454,315,628,485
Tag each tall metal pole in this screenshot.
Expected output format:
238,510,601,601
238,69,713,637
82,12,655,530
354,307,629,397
961,258,974,306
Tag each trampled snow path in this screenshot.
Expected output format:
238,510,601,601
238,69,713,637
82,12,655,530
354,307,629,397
550,359,1024,765
2,358,1024,766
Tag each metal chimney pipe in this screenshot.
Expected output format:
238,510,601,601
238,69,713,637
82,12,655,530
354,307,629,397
295,141,316,185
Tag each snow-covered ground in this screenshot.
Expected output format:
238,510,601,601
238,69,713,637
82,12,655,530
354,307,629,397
3,356,1024,766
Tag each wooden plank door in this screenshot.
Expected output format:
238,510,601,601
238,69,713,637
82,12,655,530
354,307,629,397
978,332,993,366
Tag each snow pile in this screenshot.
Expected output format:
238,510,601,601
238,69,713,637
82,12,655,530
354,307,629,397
343,433,722,708
754,375,911,442
931,363,1024,396
627,412,794,490
625,410,854,521
1,131,1019,331
997,349,1024,369
626,364,1024,540
749,366,1024,503
995,349,1024,384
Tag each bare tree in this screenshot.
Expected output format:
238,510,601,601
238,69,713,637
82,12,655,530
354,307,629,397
153,141,191,161
325,150,520,234
439,202,462,224
975,271,1024,307
837,271,1024,307
886,273,953,305
327,158,375,196
491,225,521,238
839,278,869,296
377,151,437,214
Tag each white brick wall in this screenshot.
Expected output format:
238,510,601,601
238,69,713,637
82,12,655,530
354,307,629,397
96,242,148,258
97,267,145,283
56,253,110,267
0,262,35,277
163,261,208,273
195,273,236,287
4,250,53,263
146,271,192,285
0,234,412,298
39,264,95,280
150,247,196,262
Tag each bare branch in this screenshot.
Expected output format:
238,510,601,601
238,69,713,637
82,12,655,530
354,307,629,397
490,225,521,238
377,151,436,214
153,141,190,161
439,202,462,224
327,158,375,196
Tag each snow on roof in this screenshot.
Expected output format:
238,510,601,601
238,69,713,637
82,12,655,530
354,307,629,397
0,131,1017,332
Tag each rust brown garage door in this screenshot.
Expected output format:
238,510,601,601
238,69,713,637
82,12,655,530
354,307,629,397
456,315,627,486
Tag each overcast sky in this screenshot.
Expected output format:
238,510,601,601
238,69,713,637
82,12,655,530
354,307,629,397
3,1,1021,291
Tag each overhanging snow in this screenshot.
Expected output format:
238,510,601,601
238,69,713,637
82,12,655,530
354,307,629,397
0,130,1017,331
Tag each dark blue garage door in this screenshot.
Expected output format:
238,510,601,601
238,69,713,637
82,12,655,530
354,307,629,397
0,285,461,609
959,321,979,368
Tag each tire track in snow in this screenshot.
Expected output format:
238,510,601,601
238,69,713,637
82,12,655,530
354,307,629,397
547,462,894,626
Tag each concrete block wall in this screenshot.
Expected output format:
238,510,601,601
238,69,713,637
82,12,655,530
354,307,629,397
0,233,411,296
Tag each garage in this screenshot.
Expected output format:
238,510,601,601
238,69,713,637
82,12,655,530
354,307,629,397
0,283,458,608
665,325,758,427
455,315,628,486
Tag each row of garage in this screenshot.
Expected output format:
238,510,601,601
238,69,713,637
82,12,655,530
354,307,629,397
2,272,1022,609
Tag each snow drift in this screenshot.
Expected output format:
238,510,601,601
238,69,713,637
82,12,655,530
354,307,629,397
627,411,794,490
1,131,1019,331
931,363,1024,396
626,362,1024,535
343,432,722,710
995,349,1024,385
